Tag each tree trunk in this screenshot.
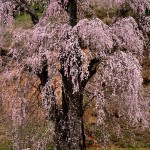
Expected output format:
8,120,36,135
61,0,77,26
53,1,86,149
26,7,39,25
68,0,77,27
55,75,86,150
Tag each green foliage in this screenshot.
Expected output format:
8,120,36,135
32,0,49,15
0,143,12,150
14,2,45,29
48,145,54,150
14,11,43,29
33,1,45,13
145,9,150,16
15,12,31,22
14,13,33,29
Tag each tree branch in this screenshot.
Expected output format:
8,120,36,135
60,0,77,26
14,0,39,25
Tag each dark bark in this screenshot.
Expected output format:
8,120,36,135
36,55,48,87
61,0,77,26
0,48,12,57
55,73,86,150
81,57,100,88
54,0,100,146
26,8,39,25
68,0,77,27
56,46,87,149
37,63,48,87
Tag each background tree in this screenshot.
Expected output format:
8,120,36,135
13,0,39,24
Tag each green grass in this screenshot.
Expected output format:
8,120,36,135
87,147,150,150
0,143,12,150
48,145,54,150
14,12,43,29
14,13,33,29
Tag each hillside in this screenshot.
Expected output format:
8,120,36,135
0,0,150,150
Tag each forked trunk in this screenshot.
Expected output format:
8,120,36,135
53,1,86,149
55,76,86,150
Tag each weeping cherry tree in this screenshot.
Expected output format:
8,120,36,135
0,0,150,149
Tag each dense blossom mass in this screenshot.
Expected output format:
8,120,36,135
9,0,149,125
